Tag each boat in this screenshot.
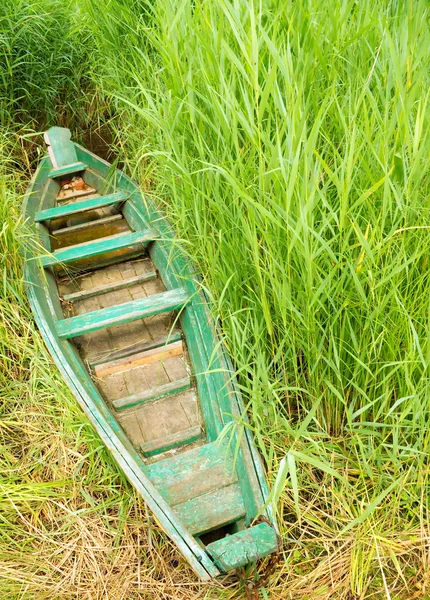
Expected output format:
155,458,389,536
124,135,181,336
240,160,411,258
23,127,278,580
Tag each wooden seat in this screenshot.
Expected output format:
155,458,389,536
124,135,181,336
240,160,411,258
146,439,238,504
55,287,189,339
44,127,88,178
48,162,88,179
174,483,245,535
206,522,279,571
38,229,157,268
145,439,245,535
35,191,128,223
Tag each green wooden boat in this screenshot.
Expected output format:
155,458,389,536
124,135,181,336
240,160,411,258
23,127,278,580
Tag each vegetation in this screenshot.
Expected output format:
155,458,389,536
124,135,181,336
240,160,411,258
0,0,429,598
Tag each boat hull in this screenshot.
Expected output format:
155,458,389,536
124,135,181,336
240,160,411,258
23,132,277,579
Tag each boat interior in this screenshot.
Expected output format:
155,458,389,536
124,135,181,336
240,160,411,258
25,127,277,575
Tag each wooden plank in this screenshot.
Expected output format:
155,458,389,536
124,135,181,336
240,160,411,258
179,391,200,426
51,218,130,251
63,271,157,302
163,355,187,381
39,229,157,268
48,162,88,179
173,483,245,536
94,339,183,377
113,377,191,410
44,126,78,168
91,330,182,366
52,214,123,235
140,425,202,457
206,523,278,571
57,187,96,202
56,288,189,339
146,440,237,505
35,191,127,222
54,247,144,274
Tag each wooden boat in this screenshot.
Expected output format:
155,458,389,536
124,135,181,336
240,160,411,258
23,127,278,580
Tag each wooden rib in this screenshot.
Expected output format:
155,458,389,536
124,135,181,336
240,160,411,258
91,331,182,366
52,214,122,235
113,377,191,411
57,187,96,202
94,339,183,377
63,271,157,302
140,425,202,457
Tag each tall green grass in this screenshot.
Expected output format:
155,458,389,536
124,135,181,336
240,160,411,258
86,0,430,596
0,0,102,137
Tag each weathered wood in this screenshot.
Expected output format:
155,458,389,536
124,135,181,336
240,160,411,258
173,483,245,536
55,247,144,274
113,377,191,410
57,187,96,202
162,354,188,381
44,127,78,168
146,439,237,505
23,194,219,579
94,339,183,377
63,271,157,302
39,229,157,268
51,218,130,251
206,523,279,571
140,425,202,457
117,389,199,446
52,214,123,235
90,330,181,366
56,289,189,339
48,162,88,179
36,191,127,222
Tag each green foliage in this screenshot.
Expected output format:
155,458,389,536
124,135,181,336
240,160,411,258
0,0,98,129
